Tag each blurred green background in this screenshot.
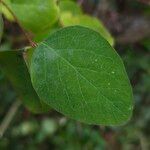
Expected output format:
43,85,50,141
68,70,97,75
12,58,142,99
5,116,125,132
0,0,150,149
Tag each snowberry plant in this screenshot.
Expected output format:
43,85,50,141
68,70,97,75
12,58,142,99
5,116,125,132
0,0,133,125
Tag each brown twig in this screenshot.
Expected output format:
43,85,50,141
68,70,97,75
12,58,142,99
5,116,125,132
138,0,150,5
78,0,84,6
0,100,21,138
0,0,37,47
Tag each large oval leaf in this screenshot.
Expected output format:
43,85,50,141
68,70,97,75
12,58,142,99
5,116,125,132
30,26,133,125
3,0,59,34
0,50,50,113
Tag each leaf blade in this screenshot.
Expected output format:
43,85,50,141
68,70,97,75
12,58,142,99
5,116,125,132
59,0,82,15
4,0,59,34
0,50,50,113
31,26,133,125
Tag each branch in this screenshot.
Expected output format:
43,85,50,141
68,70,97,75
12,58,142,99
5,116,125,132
78,0,84,6
0,0,37,47
0,100,21,138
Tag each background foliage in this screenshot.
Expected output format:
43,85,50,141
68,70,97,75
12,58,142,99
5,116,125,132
0,0,150,149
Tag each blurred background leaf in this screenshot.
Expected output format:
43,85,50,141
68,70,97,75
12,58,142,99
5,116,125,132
1,0,59,34
0,50,50,113
0,14,3,43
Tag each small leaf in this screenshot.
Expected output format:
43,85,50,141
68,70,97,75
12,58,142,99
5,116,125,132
59,0,82,15
33,22,61,43
33,0,82,42
60,13,114,46
0,50,50,113
3,0,59,34
30,26,133,125
0,14,3,43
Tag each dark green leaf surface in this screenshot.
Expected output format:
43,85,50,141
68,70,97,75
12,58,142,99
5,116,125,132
4,0,59,34
31,26,133,125
0,50,50,113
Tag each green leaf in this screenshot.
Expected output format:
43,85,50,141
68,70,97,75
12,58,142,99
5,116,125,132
141,38,150,51
0,50,50,113
33,0,82,42
30,26,133,125
0,14,3,43
33,22,61,43
59,0,82,15
60,13,114,46
3,0,59,34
